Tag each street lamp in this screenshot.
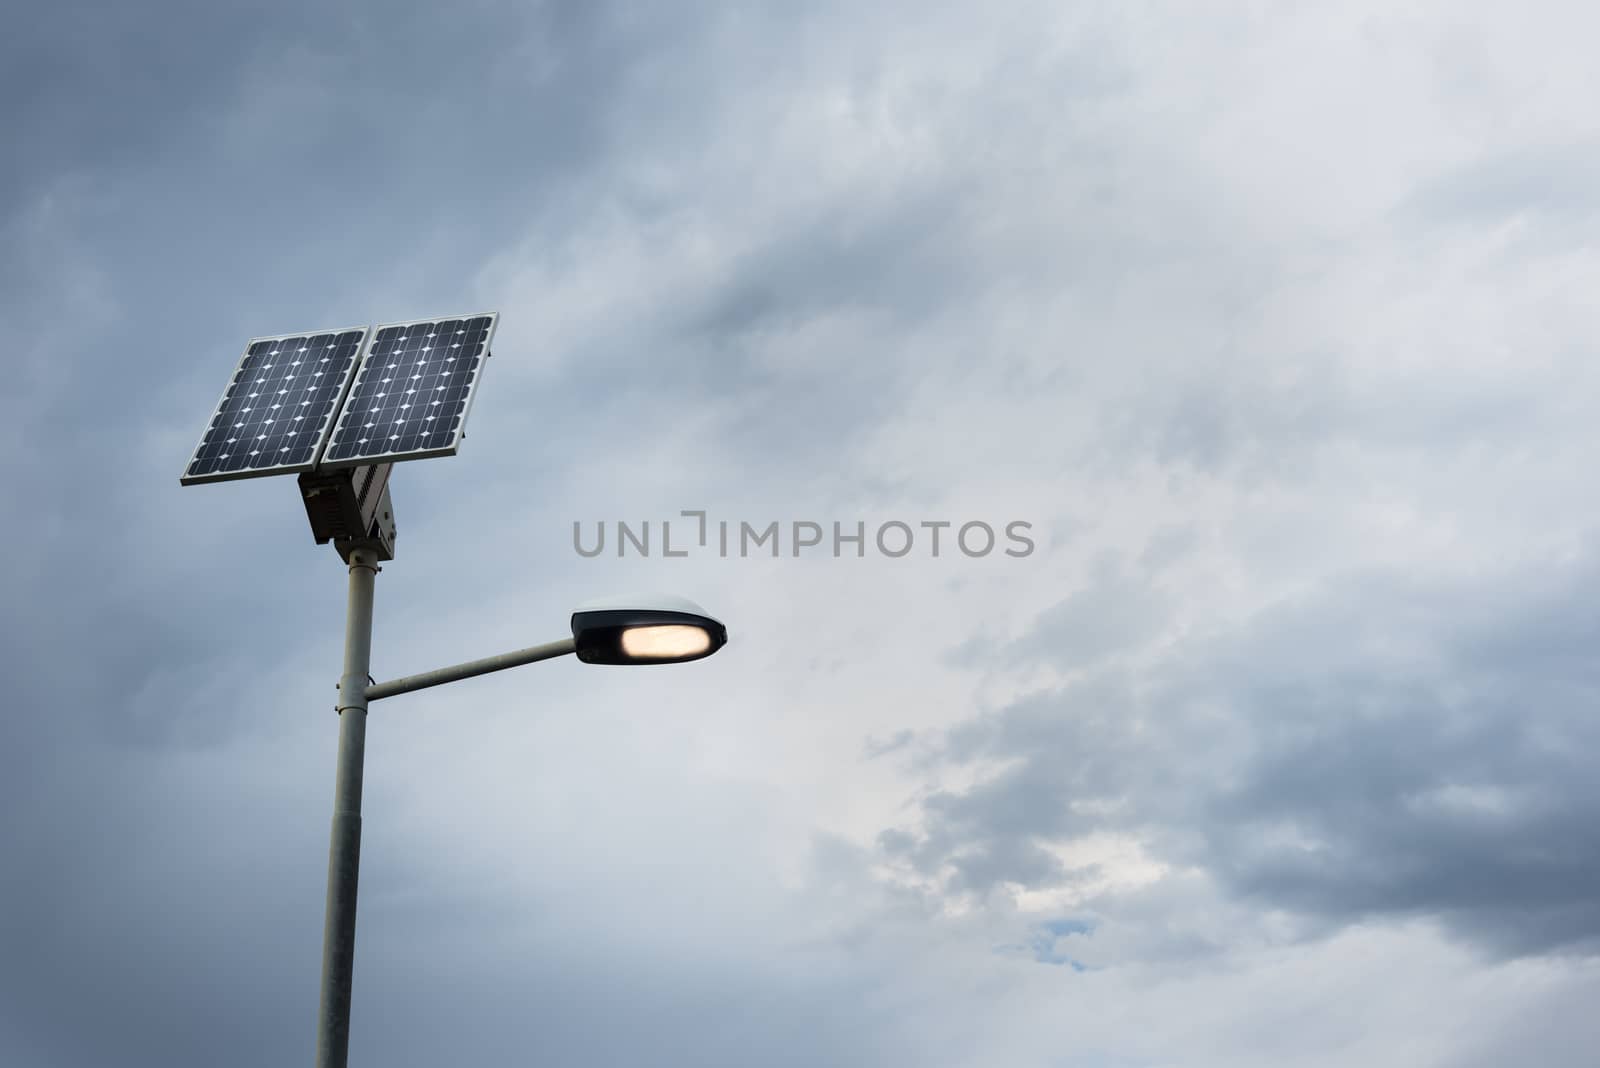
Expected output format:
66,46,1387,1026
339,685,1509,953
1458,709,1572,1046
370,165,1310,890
357,593,727,701
179,314,728,1068
571,593,728,665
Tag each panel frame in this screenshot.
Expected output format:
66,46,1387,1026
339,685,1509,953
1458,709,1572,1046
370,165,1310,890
316,311,499,472
179,325,372,486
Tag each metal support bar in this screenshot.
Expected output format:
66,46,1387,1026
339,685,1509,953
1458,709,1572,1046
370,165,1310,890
315,546,378,1068
364,638,576,702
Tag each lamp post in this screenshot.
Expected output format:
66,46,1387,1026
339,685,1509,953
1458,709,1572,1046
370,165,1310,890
314,549,727,1068
178,313,729,1068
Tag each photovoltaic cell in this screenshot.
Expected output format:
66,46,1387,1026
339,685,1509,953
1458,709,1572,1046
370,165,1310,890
181,328,368,485
319,313,497,469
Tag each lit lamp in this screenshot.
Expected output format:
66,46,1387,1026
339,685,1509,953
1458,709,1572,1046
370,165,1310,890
571,594,728,665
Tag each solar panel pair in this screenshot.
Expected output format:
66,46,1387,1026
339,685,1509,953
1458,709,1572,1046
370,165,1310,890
180,313,497,485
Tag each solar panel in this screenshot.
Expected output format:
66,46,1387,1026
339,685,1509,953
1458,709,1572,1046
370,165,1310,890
181,327,369,485
319,313,498,469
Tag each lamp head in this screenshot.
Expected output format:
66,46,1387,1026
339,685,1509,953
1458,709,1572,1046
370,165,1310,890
570,594,728,665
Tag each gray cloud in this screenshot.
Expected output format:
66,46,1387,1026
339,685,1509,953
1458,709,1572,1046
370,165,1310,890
1395,142,1600,233
946,556,1169,675
887,544,1600,959
7,1,1600,1065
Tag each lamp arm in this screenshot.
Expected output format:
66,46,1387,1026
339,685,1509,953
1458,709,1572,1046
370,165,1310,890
360,637,576,703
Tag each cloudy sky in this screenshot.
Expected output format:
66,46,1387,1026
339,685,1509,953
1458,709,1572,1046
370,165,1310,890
5,1,1599,1064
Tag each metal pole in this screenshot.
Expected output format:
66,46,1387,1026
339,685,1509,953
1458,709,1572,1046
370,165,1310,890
365,637,575,702
315,545,378,1068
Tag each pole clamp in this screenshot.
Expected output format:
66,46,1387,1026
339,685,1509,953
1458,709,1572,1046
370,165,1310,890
333,674,375,714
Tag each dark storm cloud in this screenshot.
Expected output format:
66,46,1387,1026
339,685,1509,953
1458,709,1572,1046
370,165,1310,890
0,0,681,626
2,731,910,1068
1,1,637,211
524,139,1034,496
0,0,688,748
8,0,1064,1060
681,173,987,344
8,1,1600,1064
0,3,780,1065
888,545,1600,959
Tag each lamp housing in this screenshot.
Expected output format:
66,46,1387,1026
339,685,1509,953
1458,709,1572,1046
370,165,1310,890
570,594,727,665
